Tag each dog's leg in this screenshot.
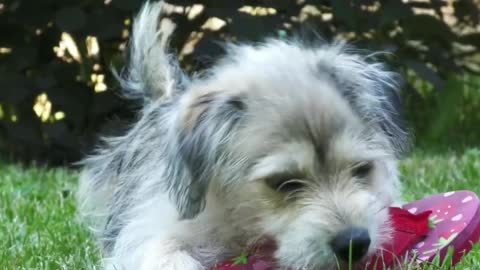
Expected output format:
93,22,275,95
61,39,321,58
105,238,205,270
102,195,209,270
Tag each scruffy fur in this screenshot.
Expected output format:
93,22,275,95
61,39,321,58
78,2,410,269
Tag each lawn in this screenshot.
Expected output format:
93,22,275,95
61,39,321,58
1,148,479,270
0,165,99,270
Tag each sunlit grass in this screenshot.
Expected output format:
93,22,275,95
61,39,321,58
0,164,99,270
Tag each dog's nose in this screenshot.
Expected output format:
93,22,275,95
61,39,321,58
330,227,371,262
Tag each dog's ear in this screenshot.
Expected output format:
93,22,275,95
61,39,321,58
340,71,410,158
347,70,410,158
373,74,411,158
315,45,411,157
170,91,246,219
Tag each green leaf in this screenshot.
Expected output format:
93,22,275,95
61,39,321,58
232,252,249,265
405,60,445,91
331,0,356,29
55,7,87,32
459,33,480,47
401,14,455,42
380,0,413,25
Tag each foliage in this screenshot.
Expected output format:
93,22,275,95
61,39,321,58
405,74,480,151
0,0,479,164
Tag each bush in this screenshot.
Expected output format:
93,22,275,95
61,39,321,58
0,0,479,165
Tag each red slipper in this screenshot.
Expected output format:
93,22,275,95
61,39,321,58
396,191,480,267
212,191,480,270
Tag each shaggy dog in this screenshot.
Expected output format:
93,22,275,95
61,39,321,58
78,1,410,269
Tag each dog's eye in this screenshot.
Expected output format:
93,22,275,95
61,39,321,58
265,175,304,193
352,162,373,178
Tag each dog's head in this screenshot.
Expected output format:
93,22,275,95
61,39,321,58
123,4,409,267
167,40,409,268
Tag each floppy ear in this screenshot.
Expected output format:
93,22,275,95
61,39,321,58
315,45,411,158
350,70,411,158
169,91,246,219
343,71,411,158
373,74,411,158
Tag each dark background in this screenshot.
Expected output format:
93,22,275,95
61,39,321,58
0,0,479,166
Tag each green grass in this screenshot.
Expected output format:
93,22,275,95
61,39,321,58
0,165,99,270
1,148,479,269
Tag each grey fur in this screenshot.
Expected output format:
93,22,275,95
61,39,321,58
176,93,246,218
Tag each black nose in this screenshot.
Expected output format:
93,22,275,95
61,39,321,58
330,227,371,262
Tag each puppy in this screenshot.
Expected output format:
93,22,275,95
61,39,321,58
77,1,410,269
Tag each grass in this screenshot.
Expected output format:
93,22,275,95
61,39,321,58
0,165,99,270
1,148,479,269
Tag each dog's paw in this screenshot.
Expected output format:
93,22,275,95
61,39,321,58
140,249,206,270
105,240,207,270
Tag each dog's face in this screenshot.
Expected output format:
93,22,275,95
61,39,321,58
172,41,408,269
226,106,397,269
228,101,396,269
